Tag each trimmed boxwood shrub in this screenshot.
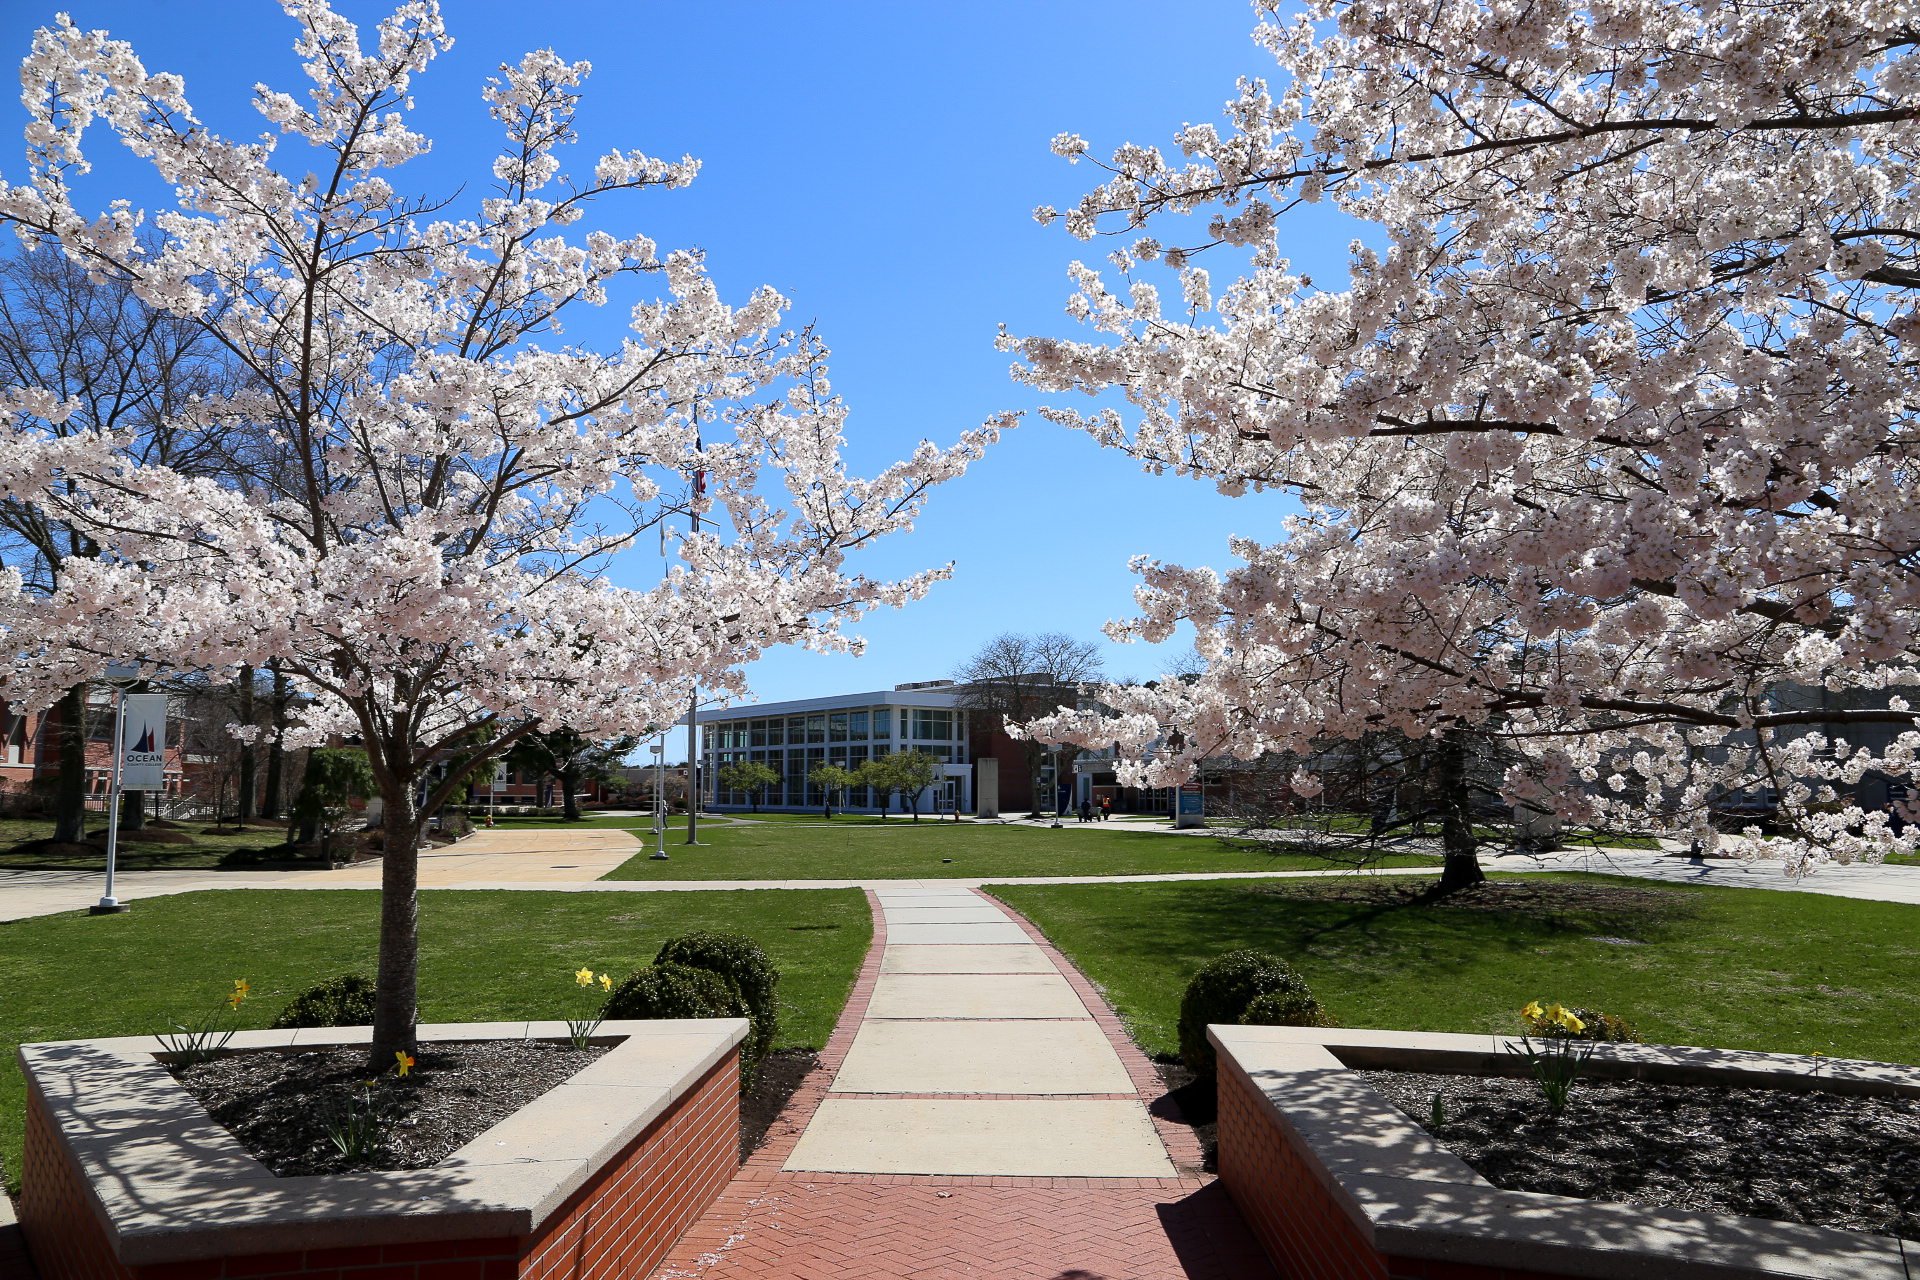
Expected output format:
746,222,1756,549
1178,949,1317,1075
1240,987,1336,1030
602,962,762,1088
270,973,376,1029
654,931,780,1064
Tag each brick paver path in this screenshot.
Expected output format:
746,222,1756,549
646,889,1278,1280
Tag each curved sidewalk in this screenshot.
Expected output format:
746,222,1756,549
648,887,1275,1280
5,829,1919,924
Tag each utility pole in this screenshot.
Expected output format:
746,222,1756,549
684,413,705,847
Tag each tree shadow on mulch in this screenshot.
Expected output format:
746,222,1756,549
741,1048,820,1161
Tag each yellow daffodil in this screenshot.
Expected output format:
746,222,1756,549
228,979,250,1008
1521,1000,1544,1021
394,1050,414,1078
598,973,612,992
574,966,596,987
1542,1003,1584,1033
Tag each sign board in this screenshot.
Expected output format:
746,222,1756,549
1174,780,1205,828
119,693,168,789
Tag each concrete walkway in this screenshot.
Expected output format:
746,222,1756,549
647,889,1276,1280
7,833,1919,924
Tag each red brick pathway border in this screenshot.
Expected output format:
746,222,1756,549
647,889,1278,1278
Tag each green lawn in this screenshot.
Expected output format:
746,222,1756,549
600,819,1442,881
0,817,294,871
0,887,870,1195
987,872,1920,1067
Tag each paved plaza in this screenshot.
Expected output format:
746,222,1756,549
5,821,1917,1278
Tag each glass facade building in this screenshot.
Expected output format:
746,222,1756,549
692,687,970,813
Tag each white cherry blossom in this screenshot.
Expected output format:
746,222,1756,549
1013,0,1920,873
0,1,1001,1056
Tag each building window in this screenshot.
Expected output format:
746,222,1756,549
829,712,848,742
849,710,868,741
750,719,766,747
848,743,870,806
912,708,952,741
806,714,826,744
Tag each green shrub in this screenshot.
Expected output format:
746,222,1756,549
1178,949,1316,1075
1241,987,1337,1029
602,963,761,1087
654,931,780,1063
271,973,377,1029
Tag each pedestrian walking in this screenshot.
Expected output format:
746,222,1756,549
1099,796,1112,821
1078,800,1092,823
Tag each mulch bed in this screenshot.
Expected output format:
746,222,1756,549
172,1041,606,1176
1363,1070,1920,1238
175,1041,825,1177
742,1049,821,1160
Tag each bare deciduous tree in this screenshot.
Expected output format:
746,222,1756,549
953,632,1102,818
0,248,241,842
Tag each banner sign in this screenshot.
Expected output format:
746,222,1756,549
1176,782,1204,817
119,693,169,789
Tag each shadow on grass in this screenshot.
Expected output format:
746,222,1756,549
1082,878,1700,978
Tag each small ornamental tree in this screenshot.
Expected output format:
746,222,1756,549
864,749,941,822
1014,0,1920,877
717,760,779,812
807,763,856,819
0,1,999,1065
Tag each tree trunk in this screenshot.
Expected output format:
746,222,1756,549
559,767,580,821
53,683,87,842
260,666,288,819
1431,729,1486,895
262,744,283,820
371,777,421,1068
122,789,146,832
237,665,256,824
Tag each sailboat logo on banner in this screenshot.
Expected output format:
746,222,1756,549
119,693,169,789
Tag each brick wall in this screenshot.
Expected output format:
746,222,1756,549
21,1051,739,1280
518,1049,739,1280
1216,1064,1389,1280
1217,1066,1573,1280
18,1091,131,1280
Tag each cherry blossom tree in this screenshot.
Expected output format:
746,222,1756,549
0,0,1000,1059
1012,0,1920,879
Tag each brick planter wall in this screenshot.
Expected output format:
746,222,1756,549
1218,1065,1567,1280
1210,1025,1917,1280
18,1021,746,1280
1216,1063,1391,1280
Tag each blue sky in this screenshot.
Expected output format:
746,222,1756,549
1,0,1364,707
